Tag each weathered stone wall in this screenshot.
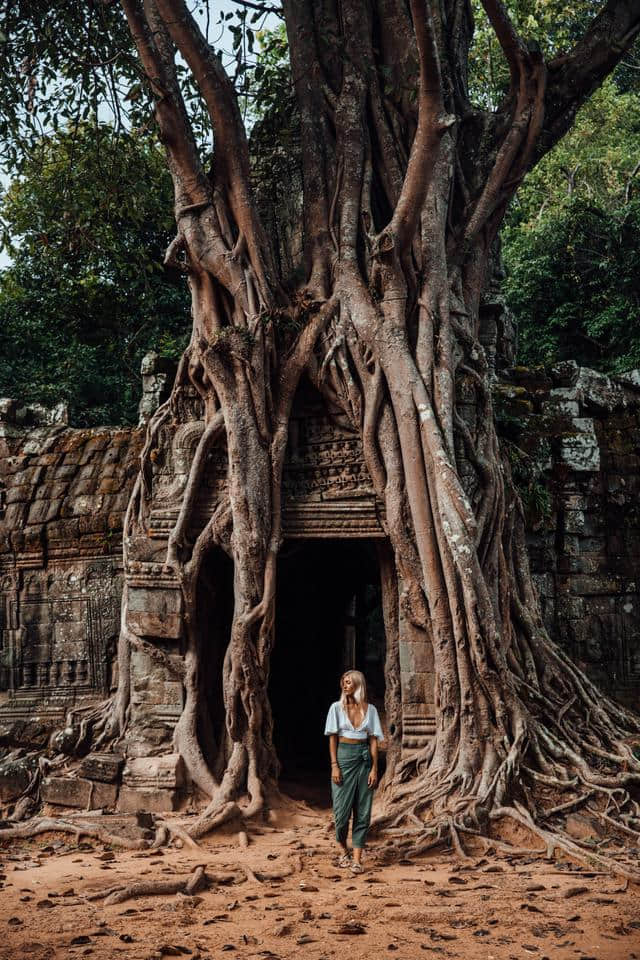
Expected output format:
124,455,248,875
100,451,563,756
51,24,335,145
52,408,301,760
2,359,640,808
499,361,640,709
0,399,143,742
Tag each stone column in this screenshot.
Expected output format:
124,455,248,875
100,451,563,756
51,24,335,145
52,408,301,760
398,601,436,751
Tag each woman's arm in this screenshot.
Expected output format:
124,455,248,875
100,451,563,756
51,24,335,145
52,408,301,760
329,733,342,784
368,735,378,788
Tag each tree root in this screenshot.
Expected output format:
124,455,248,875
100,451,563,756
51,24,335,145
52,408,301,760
491,804,640,882
154,820,201,849
0,816,148,850
88,865,208,905
84,851,300,908
376,795,640,882
187,800,243,840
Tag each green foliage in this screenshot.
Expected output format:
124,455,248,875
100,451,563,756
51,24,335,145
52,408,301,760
467,0,637,110
503,81,640,372
0,0,139,171
0,125,190,426
468,0,600,109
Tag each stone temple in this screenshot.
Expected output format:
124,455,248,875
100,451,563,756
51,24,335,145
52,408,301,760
2,354,640,812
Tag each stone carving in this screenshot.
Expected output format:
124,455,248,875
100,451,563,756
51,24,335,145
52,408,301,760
0,408,143,732
138,352,177,426
4,363,640,771
1,561,120,704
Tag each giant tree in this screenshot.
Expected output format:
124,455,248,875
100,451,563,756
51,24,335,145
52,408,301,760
2,0,640,870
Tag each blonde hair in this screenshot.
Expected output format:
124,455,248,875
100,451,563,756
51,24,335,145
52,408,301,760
340,670,368,710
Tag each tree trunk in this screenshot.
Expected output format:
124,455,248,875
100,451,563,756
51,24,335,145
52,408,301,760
98,0,640,865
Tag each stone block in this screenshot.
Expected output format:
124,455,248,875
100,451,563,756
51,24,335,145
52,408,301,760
563,509,586,534
54,463,79,479
68,495,104,517
616,369,640,390
6,484,31,505
0,757,37,802
556,595,585,618
69,478,96,497
97,477,122,494
543,387,579,417
561,494,592,511
27,499,61,524
570,575,621,596
551,360,579,387
79,753,124,784
558,554,602,574
117,785,178,814
0,397,18,421
576,367,625,413
401,671,433,705
41,776,118,809
123,753,185,790
0,720,51,750
101,446,122,465
558,420,600,473
127,586,183,639
532,572,554,598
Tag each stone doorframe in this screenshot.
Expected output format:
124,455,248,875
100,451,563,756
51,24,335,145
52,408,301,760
126,508,435,761
124,392,436,768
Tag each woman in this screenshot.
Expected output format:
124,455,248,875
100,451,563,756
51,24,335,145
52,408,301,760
324,670,384,874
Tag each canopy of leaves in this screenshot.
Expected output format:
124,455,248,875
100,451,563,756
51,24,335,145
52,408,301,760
468,0,638,110
503,80,640,371
0,0,638,413
0,125,190,425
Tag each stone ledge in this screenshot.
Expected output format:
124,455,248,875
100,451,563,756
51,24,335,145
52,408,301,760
122,753,185,790
41,776,118,809
116,785,178,814
79,753,124,784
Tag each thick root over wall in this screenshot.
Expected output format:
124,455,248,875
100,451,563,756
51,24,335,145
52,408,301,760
15,0,640,884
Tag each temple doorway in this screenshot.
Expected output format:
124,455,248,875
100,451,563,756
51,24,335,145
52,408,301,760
270,538,387,790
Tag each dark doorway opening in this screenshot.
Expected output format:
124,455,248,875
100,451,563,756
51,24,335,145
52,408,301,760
196,547,235,775
270,538,386,795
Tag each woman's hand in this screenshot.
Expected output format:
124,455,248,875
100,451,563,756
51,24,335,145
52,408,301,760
368,766,378,789
332,763,342,785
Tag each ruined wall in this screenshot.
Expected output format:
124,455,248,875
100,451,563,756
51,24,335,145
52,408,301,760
499,361,640,709
2,359,640,798
0,398,143,749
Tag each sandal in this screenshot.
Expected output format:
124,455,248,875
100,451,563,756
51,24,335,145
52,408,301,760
350,862,364,874
337,853,352,868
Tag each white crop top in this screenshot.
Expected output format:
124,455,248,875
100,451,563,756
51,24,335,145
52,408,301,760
324,701,384,741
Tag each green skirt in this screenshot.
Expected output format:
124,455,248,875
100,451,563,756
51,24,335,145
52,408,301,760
331,741,373,848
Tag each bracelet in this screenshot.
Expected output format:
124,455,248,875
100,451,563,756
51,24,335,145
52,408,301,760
331,762,339,766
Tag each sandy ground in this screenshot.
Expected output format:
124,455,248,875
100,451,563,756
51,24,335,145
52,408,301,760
1,792,640,960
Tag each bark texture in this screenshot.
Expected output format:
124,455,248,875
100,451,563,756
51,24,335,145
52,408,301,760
99,0,640,868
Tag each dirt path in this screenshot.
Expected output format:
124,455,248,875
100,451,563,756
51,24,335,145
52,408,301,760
1,800,639,960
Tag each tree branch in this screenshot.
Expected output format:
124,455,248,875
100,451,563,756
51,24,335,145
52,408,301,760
480,0,529,89
282,0,335,295
121,0,210,211
538,0,640,162
153,0,275,297
386,0,454,254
